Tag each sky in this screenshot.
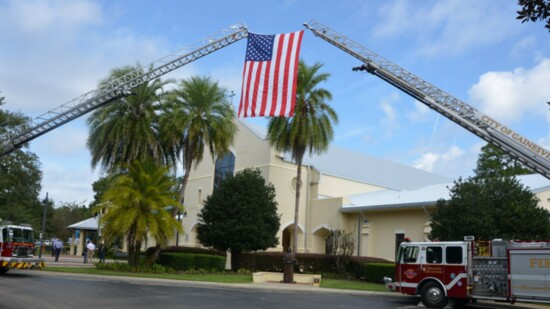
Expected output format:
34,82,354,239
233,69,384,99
0,0,549,206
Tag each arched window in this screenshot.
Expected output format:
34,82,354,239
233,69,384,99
214,152,235,190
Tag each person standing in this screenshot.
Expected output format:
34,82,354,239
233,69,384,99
98,240,106,263
53,239,63,262
83,240,89,263
86,240,96,263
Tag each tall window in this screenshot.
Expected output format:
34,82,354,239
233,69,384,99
395,233,405,260
214,152,235,190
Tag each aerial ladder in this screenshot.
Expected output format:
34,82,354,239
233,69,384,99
304,20,550,180
0,23,248,156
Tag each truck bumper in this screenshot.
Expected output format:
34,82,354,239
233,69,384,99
383,276,398,291
1,258,45,269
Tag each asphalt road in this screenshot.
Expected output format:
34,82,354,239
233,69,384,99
0,268,545,309
0,270,413,309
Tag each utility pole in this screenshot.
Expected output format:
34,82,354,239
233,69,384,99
38,193,48,259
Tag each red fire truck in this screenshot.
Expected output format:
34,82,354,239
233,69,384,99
0,221,45,274
383,237,550,308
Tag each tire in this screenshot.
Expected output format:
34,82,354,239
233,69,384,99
420,281,448,308
0,267,9,275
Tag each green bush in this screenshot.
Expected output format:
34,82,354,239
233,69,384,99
158,253,225,272
96,261,172,273
359,263,395,283
238,252,391,278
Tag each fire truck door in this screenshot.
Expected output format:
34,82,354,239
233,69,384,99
421,245,446,284
399,245,422,294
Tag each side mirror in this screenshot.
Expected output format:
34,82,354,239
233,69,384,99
8,229,13,242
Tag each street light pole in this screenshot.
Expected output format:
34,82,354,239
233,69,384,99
38,192,48,259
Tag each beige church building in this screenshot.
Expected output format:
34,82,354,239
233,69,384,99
177,119,550,262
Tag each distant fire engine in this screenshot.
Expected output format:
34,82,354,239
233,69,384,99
0,220,45,274
383,237,550,308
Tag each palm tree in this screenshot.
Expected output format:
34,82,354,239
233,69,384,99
96,160,183,266
159,76,237,205
87,65,173,172
267,60,338,257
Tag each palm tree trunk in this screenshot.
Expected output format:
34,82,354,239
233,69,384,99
292,158,303,255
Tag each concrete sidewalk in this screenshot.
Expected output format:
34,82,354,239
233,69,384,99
41,254,114,268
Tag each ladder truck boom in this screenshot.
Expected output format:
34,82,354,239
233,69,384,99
304,20,550,180
0,23,248,156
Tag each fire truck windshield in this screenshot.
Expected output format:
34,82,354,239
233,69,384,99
2,227,34,243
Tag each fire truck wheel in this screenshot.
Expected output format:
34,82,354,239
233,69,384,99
420,281,448,308
0,267,9,275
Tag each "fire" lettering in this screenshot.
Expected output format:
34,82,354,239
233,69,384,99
529,258,550,268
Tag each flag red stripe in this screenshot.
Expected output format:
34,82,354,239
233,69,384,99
251,61,264,117
288,30,303,116
242,62,254,117
269,34,285,116
280,32,295,116
259,61,271,116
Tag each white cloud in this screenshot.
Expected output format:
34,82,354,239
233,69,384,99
510,36,537,59
412,152,439,172
469,58,550,123
372,0,517,56
412,145,465,172
41,159,98,204
0,0,101,39
407,100,432,123
379,92,400,135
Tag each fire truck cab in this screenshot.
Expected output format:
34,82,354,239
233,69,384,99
0,222,45,273
385,240,470,308
384,237,550,308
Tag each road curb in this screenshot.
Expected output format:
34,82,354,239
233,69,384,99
28,269,400,297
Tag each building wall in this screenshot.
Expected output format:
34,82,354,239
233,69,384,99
317,174,385,198
535,190,550,212
176,118,550,261
360,208,432,261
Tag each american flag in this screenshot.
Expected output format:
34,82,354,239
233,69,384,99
238,31,304,118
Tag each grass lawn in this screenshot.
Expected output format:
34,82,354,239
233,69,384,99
320,278,387,292
43,267,252,283
43,267,388,292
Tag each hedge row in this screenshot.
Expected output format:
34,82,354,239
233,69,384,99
158,253,225,271
156,247,395,282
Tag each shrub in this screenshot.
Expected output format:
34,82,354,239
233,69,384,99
158,253,225,272
360,263,395,283
96,261,172,273
237,251,391,279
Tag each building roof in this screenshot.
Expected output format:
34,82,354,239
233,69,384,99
341,174,550,213
286,147,451,191
67,217,98,230
240,119,449,190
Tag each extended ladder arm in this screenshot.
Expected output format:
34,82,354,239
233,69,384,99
304,20,550,180
0,23,248,156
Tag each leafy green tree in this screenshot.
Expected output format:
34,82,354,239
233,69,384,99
87,65,173,172
517,0,550,32
430,176,550,240
267,60,338,257
159,76,236,206
197,168,280,271
97,160,183,266
0,96,44,231
89,173,119,209
474,143,532,178
50,202,91,243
